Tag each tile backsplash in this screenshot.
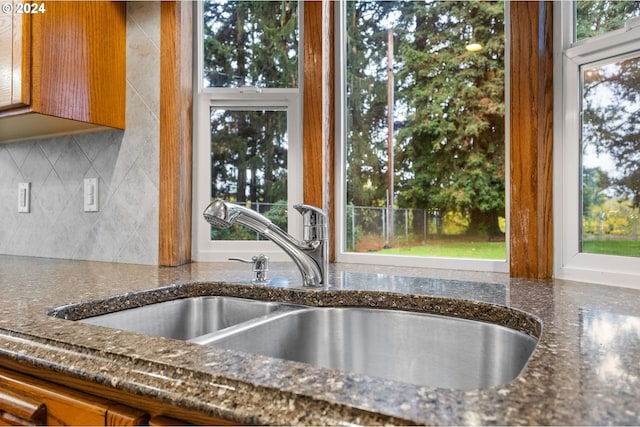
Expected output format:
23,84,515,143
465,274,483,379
0,3,160,265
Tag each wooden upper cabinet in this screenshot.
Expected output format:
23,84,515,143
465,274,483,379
0,1,29,110
0,1,126,144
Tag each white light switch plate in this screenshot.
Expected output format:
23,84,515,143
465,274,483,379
84,178,99,212
18,182,30,213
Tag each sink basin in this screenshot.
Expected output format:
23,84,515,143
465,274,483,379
197,307,538,390
74,295,538,390
80,296,292,340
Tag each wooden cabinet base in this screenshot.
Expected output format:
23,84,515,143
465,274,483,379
0,386,46,426
0,367,148,426
0,361,239,426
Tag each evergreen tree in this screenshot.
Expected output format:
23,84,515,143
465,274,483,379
203,1,297,207
345,1,395,208
393,1,506,238
576,0,640,39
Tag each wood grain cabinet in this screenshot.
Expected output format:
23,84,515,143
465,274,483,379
0,1,27,110
0,1,126,144
0,364,242,426
0,367,148,426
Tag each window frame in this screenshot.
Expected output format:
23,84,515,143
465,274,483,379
333,0,510,273
192,1,304,262
553,1,640,289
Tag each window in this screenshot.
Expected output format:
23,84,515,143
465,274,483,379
207,106,292,242
554,1,640,288
193,1,303,261
335,1,508,272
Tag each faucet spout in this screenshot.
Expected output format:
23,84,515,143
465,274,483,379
203,200,328,287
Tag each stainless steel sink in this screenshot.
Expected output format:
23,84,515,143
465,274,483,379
79,296,294,340
197,307,538,390
77,297,538,390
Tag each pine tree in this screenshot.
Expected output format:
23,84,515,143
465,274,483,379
394,1,506,238
345,1,395,209
203,0,296,206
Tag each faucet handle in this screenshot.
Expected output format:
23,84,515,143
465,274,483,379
294,204,327,241
229,254,269,283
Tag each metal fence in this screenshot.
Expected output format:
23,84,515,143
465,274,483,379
211,203,447,248
346,205,445,251
212,202,639,254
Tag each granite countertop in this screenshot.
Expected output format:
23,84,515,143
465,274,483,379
0,255,639,425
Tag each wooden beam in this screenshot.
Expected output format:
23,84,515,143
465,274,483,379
509,1,554,279
303,0,335,260
159,1,193,266
303,0,324,208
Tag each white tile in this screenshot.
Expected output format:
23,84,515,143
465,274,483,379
0,187,19,253
127,2,160,51
56,184,94,236
38,137,63,165
75,130,121,163
35,169,68,226
5,141,35,169
20,144,53,188
116,227,156,265
138,136,160,191
52,137,91,192
73,228,112,262
92,135,132,191
0,147,20,185
111,163,158,229
126,10,160,119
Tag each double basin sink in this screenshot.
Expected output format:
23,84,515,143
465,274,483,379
79,296,538,390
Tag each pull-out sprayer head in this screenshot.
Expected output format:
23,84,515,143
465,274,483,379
203,199,238,229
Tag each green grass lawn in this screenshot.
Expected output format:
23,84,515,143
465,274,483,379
582,240,640,257
377,241,506,259
374,239,639,259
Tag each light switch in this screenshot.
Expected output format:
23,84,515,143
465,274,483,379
18,182,30,213
84,178,99,212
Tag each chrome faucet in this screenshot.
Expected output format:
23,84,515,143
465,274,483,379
203,200,328,287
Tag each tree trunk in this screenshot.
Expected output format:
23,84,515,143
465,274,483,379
468,208,504,240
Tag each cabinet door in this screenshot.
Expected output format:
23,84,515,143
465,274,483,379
0,368,147,426
0,2,29,110
0,386,47,425
30,0,125,127
0,0,124,143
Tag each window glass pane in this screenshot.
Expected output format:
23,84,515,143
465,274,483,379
580,54,640,257
345,1,506,259
210,108,288,240
202,0,299,88
575,1,640,41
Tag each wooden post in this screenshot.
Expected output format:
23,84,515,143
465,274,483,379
159,1,193,266
303,0,335,260
509,1,554,279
